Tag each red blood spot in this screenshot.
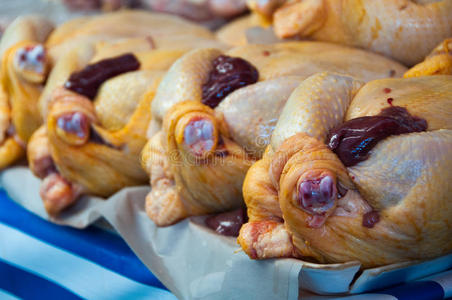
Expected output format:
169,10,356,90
351,175,355,180
262,50,270,56
19,53,26,62
383,88,391,93
387,98,394,105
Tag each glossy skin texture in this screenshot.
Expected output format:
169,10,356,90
250,0,452,66
142,42,406,226
238,73,452,267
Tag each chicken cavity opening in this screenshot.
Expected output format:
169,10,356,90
297,175,337,228
57,112,90,139
15,44,46,75
183,118,215,156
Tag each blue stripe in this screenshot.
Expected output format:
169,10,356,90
0,258,83,300
0,188,165,290
377,281,445,300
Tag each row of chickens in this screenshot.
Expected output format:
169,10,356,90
0,4,451,269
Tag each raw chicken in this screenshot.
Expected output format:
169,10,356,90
24,12,223,215
0,16,54,169
238,72,452,267
142,41,407,226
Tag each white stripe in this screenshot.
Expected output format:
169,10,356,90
0,222,176,300
0,288,20,300
421,269,452,298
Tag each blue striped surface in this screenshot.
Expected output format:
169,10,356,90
0,188,165,289
0,258,83,300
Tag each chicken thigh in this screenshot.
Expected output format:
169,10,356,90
238,72,452,268
142,41,406,226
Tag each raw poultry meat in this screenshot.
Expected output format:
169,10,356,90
142,41,407,226
238,72,452,267
23,11,223,215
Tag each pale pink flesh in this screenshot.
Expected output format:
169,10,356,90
15,44,46,74
57,112,90,139
297,175,336,228
40,173,78,214
183,118,214,156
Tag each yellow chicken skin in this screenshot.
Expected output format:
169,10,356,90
0,16,54,169
238,72,452,268
248,0,452,66
142,41,407,226
404,38,452,77
25,11,226,215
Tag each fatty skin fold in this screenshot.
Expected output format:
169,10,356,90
238,72,452,268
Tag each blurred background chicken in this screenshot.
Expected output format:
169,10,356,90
247,0,452,66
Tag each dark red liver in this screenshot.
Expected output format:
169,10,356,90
65,53,140,99
328,106,427,167
205,207,247,237
202,55,258,108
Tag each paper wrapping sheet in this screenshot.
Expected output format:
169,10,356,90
2,166,452,299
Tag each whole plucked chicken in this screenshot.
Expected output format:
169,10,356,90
141,41,407,226
247,0,452,66
25,12,224,215
238,70,452,268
